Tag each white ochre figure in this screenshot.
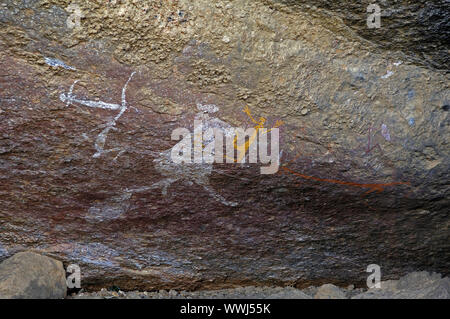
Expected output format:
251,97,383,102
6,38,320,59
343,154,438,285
126,103,239,207
60,72,136,160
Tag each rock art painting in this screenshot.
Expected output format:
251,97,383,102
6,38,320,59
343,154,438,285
126,103,239,207
2,0,448,293
61,76,239,207
60,72,136,160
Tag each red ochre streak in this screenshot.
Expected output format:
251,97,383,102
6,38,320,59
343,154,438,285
281,166,410,194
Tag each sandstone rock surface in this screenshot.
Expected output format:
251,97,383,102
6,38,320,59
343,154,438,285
0,0,448,290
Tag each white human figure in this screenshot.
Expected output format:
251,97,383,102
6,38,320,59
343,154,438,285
60,72,136,160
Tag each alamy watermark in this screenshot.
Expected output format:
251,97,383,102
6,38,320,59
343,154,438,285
66,264,81,289
366,264,381,288
170,105,281,175
66,3,83,30
367,3,382,29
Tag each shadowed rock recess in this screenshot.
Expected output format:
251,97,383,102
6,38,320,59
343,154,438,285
0,0,448,291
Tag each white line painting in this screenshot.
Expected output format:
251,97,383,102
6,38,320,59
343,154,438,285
60,73,238,207
60,72,136,160
126,103,239,207
45,57,76,70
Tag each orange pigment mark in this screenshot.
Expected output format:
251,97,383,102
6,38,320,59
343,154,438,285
227,106,283,162
281,166,410,194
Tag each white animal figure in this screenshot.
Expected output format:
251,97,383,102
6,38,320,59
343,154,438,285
126,103,239,207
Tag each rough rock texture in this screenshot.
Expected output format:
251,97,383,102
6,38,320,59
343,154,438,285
314,283,347,299
275,0,450,71
0,0,449,290
70,286,314,299
69,272,450,299
0,252,67,299
352,271,450,299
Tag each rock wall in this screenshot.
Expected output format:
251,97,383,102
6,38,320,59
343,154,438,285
0,0,448,290
275,0,450,71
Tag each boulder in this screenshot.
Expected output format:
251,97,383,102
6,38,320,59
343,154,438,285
314,284,347,299
267,287,312,299
0,252,67,299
